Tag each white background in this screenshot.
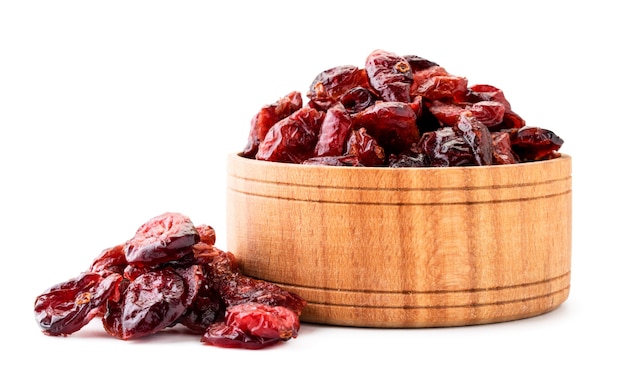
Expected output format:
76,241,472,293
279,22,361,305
1,1,624,368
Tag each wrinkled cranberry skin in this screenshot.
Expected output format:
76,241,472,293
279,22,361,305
103,268,187,340
256,107,325,164
340,86,377,114
314,103,353,157
124,212,200,268
34,272,123,336
352,101,419,155
307,65,371,110
243,91,303,158
201,303,300,350
345,127,385,167
418,113,493,167
510,126,563,161
404,55,439,72
90,244,127,275
365,49,413,103
491,131,518,165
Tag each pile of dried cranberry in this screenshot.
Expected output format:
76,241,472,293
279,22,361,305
243,49,563,167
33,212,306,349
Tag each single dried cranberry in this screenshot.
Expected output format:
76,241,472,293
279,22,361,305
403,55,439,72
418,113,493,166
124,212,200,267
491,131,518,165
314,103,353,157
409,65,449,99
365,49,413,103
307,65,371,110
195,224,216,246
242,91,303,158
201,303,300,350
255,107,325,164
352,101,419,155
345,127,385,167
510,126,563,161
34,272,123,336
103,268,187,340
89,244,127,275
340,86,377,114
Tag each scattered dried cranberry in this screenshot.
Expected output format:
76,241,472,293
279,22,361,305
34,212,306,350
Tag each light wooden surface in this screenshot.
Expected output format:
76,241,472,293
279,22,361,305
226,153,572,327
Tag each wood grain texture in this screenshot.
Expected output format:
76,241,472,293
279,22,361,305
226,153,572,327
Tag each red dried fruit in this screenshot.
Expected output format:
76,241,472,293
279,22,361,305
243,91,303,158
34,272,123,336
195,224,216,246
491,131,518,165
242,49,563,167
352,101,419,155
365,49,413,103
340,86,377,114
345,127,385,167
307,65,372,111
35,212,306,349
255,107,326,164
510,126,563,161
201,303,300,349
89,244,127,275
418,113,493,166
124,212,200,267
314,103,353,157
103,268,187,340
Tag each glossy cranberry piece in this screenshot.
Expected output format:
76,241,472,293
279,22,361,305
243,91,303,158
307,65,371,110
365,49,412,103
256,107,325,164
34,272,123,336
340,86,377,114
491,131,518,165
418,113,493,166
124,212,200,268
314,103,353,157
201,303,300,350
89,244,127,275
352,101,419,155
345,127,385,167
103,268,187,340
510,126,563,161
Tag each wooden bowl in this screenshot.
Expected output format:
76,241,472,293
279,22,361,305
226,153,572,327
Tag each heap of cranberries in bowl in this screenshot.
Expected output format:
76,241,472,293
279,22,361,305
242,49,563,167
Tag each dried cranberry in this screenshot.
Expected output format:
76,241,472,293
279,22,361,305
339,86,377,114
255,107,325,164
491,131,518,165
352,101,419,155
103,268,187,340
124,212,200,267
242,91,303,158
314,103,353,157
34,272,123,336
345,127,385,167
307,65,371,110
201,303,300,350
510,126,563,161
418,113,493,166
365,49,413,103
